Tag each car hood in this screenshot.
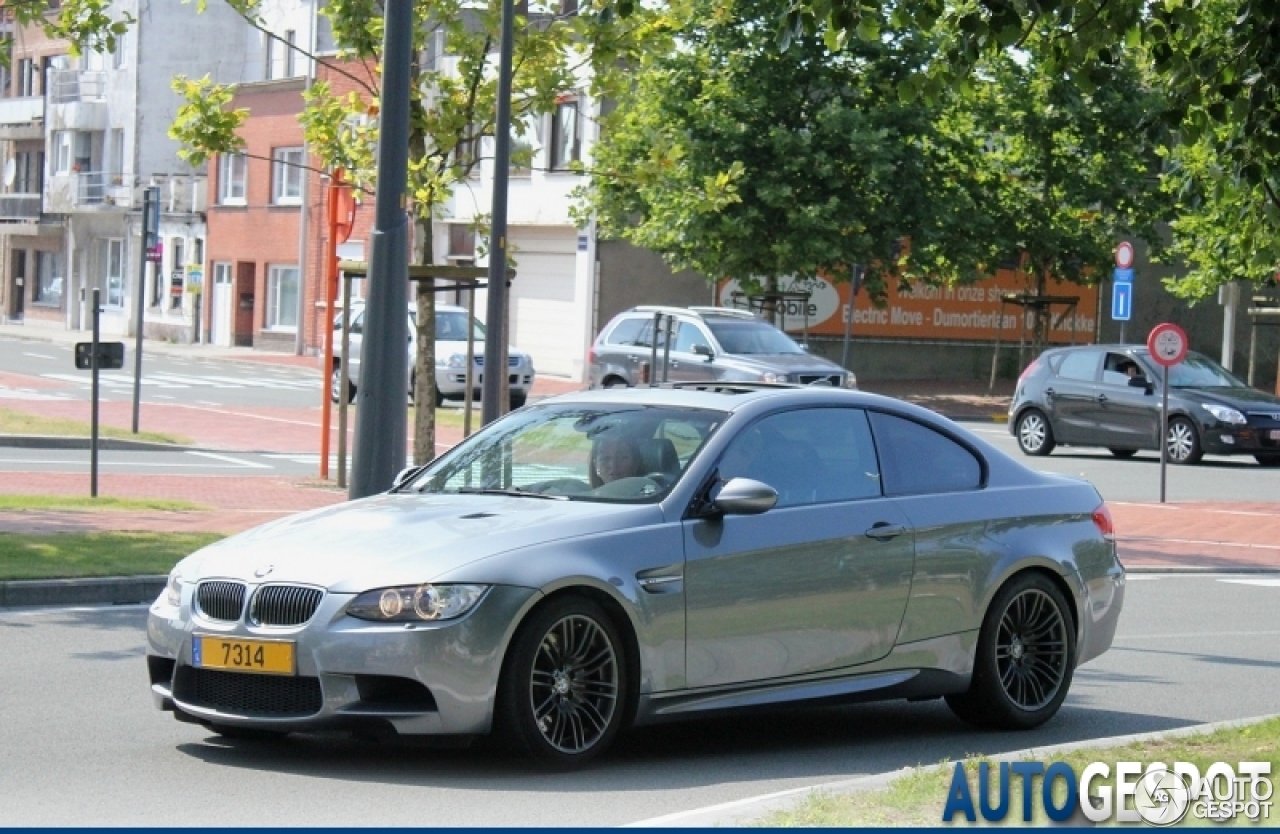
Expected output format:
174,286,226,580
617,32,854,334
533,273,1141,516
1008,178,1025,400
174,494,659,593
719,352,845,374
1177,386,1280,412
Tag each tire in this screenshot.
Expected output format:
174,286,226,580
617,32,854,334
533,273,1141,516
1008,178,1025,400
1108,448,1138,459
602,376,629,389
434,385,445,408
495,596,630,769
1165,416,1203,464
1015,409,1055,456
510,392,528,410
946,572,1075,731
1256,454,1280,467
330,366,355,404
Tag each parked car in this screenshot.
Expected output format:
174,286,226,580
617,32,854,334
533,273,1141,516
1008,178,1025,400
588,305,856,389
1010,344,1280,466
146,382,1123,768
332,302,536,410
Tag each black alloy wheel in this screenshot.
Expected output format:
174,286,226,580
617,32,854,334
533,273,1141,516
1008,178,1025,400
1255,454,1280,467
1016,410,1056,456
497,596,629,768
946,572,1075,730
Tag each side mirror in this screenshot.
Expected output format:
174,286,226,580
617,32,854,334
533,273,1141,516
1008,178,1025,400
712,477,777,515
1127,376,1147,388
390,465,427,490
692,343,714,359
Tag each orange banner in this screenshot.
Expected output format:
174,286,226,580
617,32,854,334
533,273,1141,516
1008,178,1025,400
718,271,1098,343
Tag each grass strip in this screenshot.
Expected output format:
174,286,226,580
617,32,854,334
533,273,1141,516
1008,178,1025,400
0,531,224,580
0,495,207,512
759,717,1280,827
0,406,188,445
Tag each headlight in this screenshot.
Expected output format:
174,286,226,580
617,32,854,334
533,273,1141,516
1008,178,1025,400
760,371,785,383
1202,404,1246,424
843,373,858,389
346,584,488,622
446,354,467,369
164,571,184,606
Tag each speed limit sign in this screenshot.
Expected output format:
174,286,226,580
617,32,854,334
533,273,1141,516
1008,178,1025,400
1147,322,1188,367
1115,241,1135,269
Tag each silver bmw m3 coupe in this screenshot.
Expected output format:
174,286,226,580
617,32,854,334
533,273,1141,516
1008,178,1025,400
147,383,1125,768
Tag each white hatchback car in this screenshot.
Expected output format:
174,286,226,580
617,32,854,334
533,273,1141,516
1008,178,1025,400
332,302,536,409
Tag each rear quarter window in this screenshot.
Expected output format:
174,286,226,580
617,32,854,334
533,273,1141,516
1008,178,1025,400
1055,350,1100,381
868,411,984,496
604,317,646,346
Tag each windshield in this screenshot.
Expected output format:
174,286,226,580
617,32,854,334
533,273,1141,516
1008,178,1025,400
406,403,725,502
706,320,806,355
1165,353,1248,388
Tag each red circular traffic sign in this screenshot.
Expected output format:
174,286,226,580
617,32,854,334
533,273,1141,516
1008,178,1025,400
1115,241,1134,269
1147,322,1188,367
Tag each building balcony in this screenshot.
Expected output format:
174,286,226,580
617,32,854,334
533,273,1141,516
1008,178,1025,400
0,192,41,220
0,96,45,139
46,70,108,132
45,171,131,213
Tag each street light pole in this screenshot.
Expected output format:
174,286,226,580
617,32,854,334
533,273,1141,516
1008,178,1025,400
132,186,158,433
482,0,515,427
349,1,413,499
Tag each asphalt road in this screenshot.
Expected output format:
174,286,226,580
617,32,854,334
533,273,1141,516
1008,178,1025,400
0,338,321,409
1,574,1277,826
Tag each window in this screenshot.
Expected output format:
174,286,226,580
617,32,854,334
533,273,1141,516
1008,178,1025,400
604,317,645,346
109,129,124,183
1056,349,1100,382
266,265,299,329
672,322,711,354
112,31,126,68
169,237,185,309
18,58,35,97
218,153,246,204
213,262,232,285
101,238,124,307
34,251,63,305
272,147,304,204
509,115,540,176
284,30,297,77
14,151,42,192
266,30,298,79
448,224,475,260
868,411,982,496
53,131,73,174
451,123,482,175
549,99,580,170
717,410,839,508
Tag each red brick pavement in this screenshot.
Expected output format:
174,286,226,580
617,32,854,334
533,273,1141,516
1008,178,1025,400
1,342,1276,570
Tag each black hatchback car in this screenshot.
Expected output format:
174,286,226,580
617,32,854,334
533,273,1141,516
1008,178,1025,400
1009,344,1280,466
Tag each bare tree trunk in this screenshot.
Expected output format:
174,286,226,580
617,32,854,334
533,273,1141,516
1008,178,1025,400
413,217,437,465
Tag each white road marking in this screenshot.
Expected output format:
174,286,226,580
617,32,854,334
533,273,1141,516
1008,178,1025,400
0,458,254,469
147,372,240,388
21,352,56,360
152,394,175,400
1219,578,1280,587
1118,630,1280,641
196,400,222,406
185,451,272,469
1120,536,1280,551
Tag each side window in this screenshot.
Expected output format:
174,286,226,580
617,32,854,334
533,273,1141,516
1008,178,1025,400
673,323,711,354
868,412,983,496
605,317,645,346
1056,350,1100,382
718,408,880,507
1101,352,1140,386
349,311,364,336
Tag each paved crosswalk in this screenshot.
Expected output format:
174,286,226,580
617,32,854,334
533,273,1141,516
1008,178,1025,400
40,371,319,391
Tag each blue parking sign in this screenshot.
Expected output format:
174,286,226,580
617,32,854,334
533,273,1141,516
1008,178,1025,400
1111,282,1132,321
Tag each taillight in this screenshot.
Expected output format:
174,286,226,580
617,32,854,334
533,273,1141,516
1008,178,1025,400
1091,502,1115,541
587,346,596,364
1018,358,1041,383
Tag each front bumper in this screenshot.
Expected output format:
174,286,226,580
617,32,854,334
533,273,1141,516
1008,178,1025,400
1199,421,1280,456
437,369,535,400
147,584,539,736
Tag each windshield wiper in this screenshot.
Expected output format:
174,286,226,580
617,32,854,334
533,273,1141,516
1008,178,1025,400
454,486,568,501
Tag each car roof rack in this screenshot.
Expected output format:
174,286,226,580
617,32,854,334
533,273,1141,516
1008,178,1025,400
629,304,761,321
655,381,807,394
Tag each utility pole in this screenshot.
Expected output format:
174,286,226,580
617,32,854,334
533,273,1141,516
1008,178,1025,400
132,186,159,433
349,2,412,499
482,0,515,427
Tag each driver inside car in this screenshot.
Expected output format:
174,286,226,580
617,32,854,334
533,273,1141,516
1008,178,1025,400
591,435,645,486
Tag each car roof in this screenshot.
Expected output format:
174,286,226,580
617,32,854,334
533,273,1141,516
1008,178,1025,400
624,305,762,322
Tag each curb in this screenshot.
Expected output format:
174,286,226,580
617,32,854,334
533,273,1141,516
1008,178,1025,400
627,711,1280,827
0,434,192,452
1126,565,1280,574
0,574,166,608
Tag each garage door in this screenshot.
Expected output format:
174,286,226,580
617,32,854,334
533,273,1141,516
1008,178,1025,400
507,227,585,380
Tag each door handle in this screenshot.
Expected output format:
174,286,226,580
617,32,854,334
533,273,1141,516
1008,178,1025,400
1096,394,1108,404
1045,387,1055,398
865,522,907,541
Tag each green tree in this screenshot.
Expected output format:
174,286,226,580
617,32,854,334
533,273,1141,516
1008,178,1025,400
162,0,645,463
956,51,1168,344
580,0,1002,303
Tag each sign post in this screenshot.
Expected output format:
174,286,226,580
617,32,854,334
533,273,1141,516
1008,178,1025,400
1113,242,1135,344
74,290,125,497
1147,322,1189,503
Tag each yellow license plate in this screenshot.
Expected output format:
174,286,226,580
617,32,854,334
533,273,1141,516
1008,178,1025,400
193,635,295,675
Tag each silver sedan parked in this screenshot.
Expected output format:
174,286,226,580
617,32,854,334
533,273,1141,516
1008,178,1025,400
147,384,1125,768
